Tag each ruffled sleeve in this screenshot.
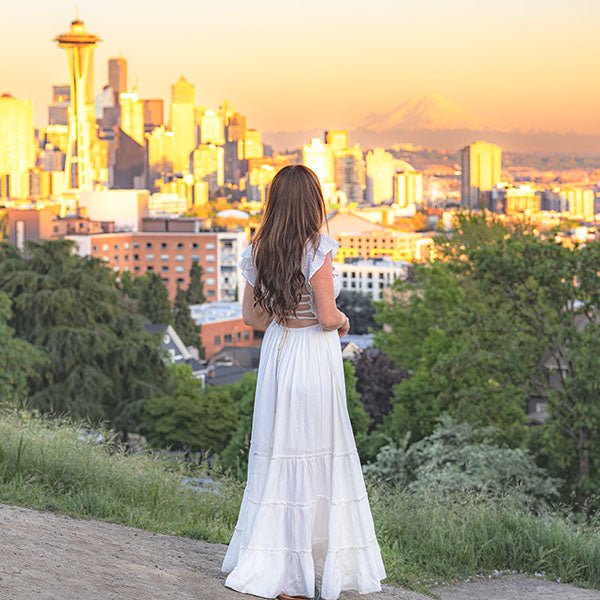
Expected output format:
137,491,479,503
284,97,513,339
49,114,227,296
237,243,256,286
307,234,340,281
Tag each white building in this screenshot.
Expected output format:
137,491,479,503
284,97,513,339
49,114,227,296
337,258,410,300
78,189,149,231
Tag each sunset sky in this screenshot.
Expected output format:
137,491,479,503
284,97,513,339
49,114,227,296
2,0,599,134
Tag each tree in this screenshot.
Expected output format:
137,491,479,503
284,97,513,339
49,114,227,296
343,360,371,461
354,348,408,432
336,290,377,334
186,262,206,304
0,291,45,407
0,239,169,436
173,287,203,354
142,364,238,458
137,272,172,324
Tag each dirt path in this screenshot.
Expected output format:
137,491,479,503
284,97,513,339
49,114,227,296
1,503,599,600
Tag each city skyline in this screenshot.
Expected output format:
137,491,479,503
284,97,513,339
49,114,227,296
2,0,599,136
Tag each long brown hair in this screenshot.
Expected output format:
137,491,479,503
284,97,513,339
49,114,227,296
252,164,328,322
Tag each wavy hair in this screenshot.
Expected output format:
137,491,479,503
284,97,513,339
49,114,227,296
252,164,328,322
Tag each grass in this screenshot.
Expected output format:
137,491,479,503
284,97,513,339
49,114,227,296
1,408,600,594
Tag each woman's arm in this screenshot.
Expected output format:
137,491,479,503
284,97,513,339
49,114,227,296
310,251,349,335
241,281,273,331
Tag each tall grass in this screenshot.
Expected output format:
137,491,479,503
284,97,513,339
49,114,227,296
1,409,599,593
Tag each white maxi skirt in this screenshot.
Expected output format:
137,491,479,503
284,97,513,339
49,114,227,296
221,321,387,599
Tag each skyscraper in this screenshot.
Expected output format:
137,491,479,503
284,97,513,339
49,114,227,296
393,168,423,209
0,93,35,198
460,141,502,209
119,92,145,145
54,18,101,192
170,76,196,173
143,99,164,133
325,130,348,154
365,148,395,204
108,57,127,96
192,143,224,196
334,145,364,203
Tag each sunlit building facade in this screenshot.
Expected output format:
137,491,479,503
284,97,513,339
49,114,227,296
365,148,395,204
170,76,196,173
460,141,502,209
119,92,145,145
192,144,225,195
393,169,423,209
0,94,35,198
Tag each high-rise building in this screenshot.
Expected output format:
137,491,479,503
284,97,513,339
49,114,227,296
460,141,502,209
565,187,595,220
49,85,70,125
334,145,364,202
238,129,263,160
170,76,196,173
325,130,348,153
303,137,334,187
393,169,423,209
0,93,35,198
365,148,395,204
227,112,246,142
119,92,145,145
54,18,101,192
143,99,164,133
146,125,176,189
199,109,225,145
192,144,224,195
108,57,127,96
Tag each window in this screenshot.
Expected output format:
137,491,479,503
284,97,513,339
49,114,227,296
214,335,221,345
161,278,169,285
206,277,215,285
176,277,184,284
243,331,250,340
161,242,168,249
113,244,119,250
160,254,168,261
124,255,129,261
175,266,184,273
224,334,232,343
146,254,154,261
92,245,98,252
124,242,130,250
147,266,154,272
133,254,139,261
206,266,215,273
133,242,140,249
134,266,140,272
102,244,109,251
192,242,199,249
236,332,241,340
207,290,215,296
206,254,215,262
146,242,153,249
175,254,184,261
177,242,184,249
113,256,119,262
191,255,200,262
206,243,215,250
161,266,169,272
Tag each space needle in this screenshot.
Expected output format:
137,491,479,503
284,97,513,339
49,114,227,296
54,18,101,194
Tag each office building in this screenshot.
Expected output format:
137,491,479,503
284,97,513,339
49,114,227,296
460,141,502,209
365,148,395,204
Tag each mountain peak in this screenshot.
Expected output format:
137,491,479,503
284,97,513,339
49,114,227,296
358,94,493,132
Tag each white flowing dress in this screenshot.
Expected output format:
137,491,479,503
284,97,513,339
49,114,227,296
221,233,387,600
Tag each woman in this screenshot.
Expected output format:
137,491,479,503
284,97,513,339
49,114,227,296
221,165,386,600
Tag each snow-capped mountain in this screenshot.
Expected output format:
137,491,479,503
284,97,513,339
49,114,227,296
358,93,495,132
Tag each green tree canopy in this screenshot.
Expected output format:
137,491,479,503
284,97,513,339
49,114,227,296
0,239,169,435
186,261,206,304
142,363,237,457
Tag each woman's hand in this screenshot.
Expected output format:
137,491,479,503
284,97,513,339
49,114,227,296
338,312,350,337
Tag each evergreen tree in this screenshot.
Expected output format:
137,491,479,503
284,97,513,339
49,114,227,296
173,287,203,354
0,291,45,407
137,272,172,324
336,290,377,334
0,239,169,436
186,262,206,304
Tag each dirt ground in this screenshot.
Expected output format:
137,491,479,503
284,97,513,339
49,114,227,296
1,503,599,600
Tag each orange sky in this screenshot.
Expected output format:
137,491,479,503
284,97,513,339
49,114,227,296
2,0,599,134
